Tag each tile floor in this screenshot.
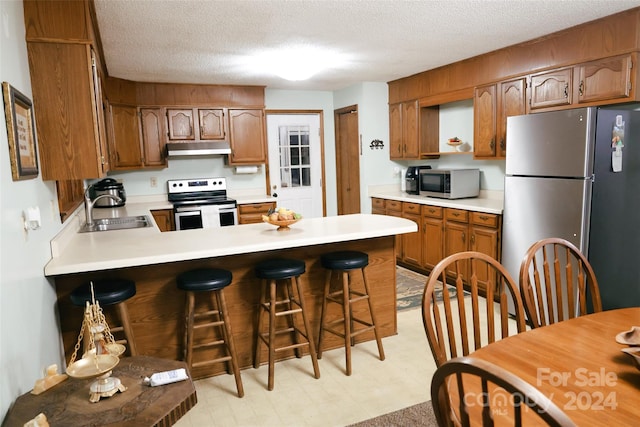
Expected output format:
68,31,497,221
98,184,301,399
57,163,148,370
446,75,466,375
174,307,437,427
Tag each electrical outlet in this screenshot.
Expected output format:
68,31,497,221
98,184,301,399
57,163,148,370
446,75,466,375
150,177,158,188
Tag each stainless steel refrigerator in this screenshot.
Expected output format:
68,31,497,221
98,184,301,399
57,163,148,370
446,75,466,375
502,106,640,313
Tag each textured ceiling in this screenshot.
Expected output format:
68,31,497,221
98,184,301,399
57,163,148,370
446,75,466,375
94,0,640,91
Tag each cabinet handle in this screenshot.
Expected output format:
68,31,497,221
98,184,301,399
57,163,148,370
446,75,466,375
490,138,495,151
564,83,569,98
429,208,436,213
200,125,205,135
500,139,505,151
479,215,489,221
462,231,466,243
579,80,584,96
452,212,460,217
471,234,475,245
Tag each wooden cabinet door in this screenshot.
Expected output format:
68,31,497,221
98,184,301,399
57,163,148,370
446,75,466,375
497,78,527,158
386,209,404,260
529,67,573,110
227,109,266,164
402,100,420,158
167,109,195,140
109,104,142,169
198,109,225,140
473,84,497,158
470,225,500,294
402,212,422,267
444,220,469,279
151,209,175,232
577,55,633,103
423,216,444,271
27,43,107,179
140,108,166,167
389,103,403,159
56,179,85,222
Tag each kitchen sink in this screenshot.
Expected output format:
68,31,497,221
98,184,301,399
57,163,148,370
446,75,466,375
80,215,152,233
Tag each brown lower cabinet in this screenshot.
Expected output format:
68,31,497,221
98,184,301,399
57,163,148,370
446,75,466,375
371,197,502,295
238,201,276,224
151,209,175,232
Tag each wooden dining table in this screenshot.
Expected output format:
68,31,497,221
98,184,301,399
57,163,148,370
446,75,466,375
469,307,640,424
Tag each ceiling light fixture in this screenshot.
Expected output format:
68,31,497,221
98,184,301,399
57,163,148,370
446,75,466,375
249,45,345,81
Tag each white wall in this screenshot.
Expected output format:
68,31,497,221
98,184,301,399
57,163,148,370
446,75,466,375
1,0,65,418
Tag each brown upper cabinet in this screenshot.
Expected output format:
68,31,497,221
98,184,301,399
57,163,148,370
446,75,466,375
166,108,226,141
474,77,527,159
227,109,266,165
27,43,109,180
389,101,419,159
529,54,634,111
389,100,439,159
576,55,633,104
108,105,167,170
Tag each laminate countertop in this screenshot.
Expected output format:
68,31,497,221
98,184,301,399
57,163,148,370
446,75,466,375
369,189,504,214
44,209,417,277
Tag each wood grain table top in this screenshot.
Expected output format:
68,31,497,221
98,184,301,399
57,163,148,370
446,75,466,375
3,356,197,427
470,307,640,424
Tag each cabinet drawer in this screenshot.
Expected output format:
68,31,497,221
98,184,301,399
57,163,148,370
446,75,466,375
445,208,469,223
238,202,276,214
386,200,402,212
371,197,386,210
402,202,421,215
422,205,443,218
470,212,499,228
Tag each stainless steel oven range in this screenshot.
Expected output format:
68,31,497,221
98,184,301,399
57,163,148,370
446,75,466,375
168,178,237,230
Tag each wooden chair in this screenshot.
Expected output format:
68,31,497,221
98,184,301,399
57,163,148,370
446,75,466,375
519,238,602,329
431,356,576,426
422,251,526,367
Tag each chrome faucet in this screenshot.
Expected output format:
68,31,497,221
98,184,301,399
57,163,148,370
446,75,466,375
84,185,123,227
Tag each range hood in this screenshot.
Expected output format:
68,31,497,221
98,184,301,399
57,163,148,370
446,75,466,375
166,141,231,157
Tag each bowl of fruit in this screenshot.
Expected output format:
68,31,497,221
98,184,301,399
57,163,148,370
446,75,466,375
262,207,302,231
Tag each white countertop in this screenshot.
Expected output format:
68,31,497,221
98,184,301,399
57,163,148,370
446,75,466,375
368,187,503,214
45,211,417,277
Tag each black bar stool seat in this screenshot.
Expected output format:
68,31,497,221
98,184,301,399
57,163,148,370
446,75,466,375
254,258,320,390
177,268,244,398
318,250,385,375
70,278,137,356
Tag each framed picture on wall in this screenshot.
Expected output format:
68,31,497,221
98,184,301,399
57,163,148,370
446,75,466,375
2,81,39,180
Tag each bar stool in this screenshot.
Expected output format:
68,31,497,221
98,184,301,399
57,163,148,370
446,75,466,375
317,250,385,375
254,258,320,391
70,278,138,356
176,268,244,398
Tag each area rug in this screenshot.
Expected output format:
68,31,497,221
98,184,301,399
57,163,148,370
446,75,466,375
397,266,463,311
348,400,437,426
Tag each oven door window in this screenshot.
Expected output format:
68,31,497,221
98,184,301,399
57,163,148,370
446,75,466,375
219,210,236,227
175,210,203,230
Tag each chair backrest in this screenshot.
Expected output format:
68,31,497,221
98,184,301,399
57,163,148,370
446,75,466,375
519,237,602,328
422,251,526,367
431,356,576,427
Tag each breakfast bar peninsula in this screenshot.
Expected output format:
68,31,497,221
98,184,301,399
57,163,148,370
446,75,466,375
45,213,416,379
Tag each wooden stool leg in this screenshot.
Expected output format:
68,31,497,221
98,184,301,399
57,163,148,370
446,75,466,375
362,267,385,361
341,271,352,376
184,292,195,370
285,278,303,358
293,275,320,380
254,279,267,369
267,279,277,391
216,290,244,398
116,302,137,356
317,270,332,359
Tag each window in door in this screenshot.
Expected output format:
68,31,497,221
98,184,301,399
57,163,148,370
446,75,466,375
279,125,311,188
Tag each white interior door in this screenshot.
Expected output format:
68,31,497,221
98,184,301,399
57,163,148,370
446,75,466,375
267,114,323,218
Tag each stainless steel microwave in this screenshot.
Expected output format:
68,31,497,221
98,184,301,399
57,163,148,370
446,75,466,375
419,168,480,199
